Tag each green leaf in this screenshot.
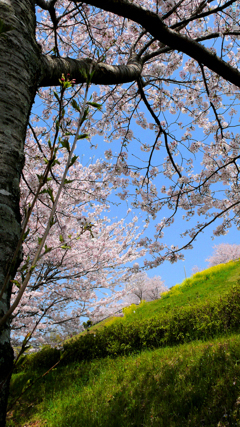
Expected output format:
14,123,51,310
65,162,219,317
59,234,64,243
39,188,54,203
82,107,89,122
77,133,89,140
22,332,31,346
68,155,78,168
53,91,60,102
71,99,80,112
24,378,33,387
60,351,66,360
22,228,30,241
60,139,70,152
50,218,55,228
87,69,95,84
87,101,102,110
10,279,21,289
38,237,43,245
39,189,48,195
51,159,61,167
36,174,44,183
20,260,29,272
79,68,88,80
63,81,72,89
44,244,52,254
61,245,71,250
64,179,74,184
47,188,55,203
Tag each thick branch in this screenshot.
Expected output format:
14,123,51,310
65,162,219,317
82,0,240,89
39,54,143,87
143,30,240,63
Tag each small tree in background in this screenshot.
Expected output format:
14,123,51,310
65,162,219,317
206,243,240,267
192,265,203,274
124,272,167,305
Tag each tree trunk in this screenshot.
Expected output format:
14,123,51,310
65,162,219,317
0,1,40,425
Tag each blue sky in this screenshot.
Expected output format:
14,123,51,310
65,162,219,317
73,111,240,290
32,3,240,292
33,53,240,292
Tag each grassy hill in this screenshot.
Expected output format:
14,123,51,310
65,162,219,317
6,260,240,426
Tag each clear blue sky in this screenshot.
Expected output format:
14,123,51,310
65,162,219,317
33,78,240,291
74,110,240,290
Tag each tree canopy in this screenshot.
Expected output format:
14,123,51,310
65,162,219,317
34,0,240,264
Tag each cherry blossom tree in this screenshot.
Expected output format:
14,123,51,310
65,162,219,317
9,85,147,348
2,0,240,424
11,148,145,346
206,243,240,266
192,265,203,274
89,270,167,320
124,271,167,304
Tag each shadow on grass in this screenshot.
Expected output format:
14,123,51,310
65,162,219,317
36,341,240,427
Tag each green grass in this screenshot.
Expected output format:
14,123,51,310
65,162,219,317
7,260,240,427
62,260,240,340
7,334,240,426
116,261,240,323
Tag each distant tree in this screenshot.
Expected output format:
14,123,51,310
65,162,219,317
124,272,167,305
206,243,240,267
192,265,202,274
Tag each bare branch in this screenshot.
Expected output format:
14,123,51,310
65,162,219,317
142,30,240,63
137,77,182,178
199,63,224,139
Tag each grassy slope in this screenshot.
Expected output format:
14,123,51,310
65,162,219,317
7,260,240,427
115,261,240,323
70,260,240,339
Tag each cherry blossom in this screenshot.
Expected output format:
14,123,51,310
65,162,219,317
124,272,167,305
11,130,146,345
206,243,240,267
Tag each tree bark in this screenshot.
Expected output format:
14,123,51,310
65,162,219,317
39,54,143,87
0,1,41,425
